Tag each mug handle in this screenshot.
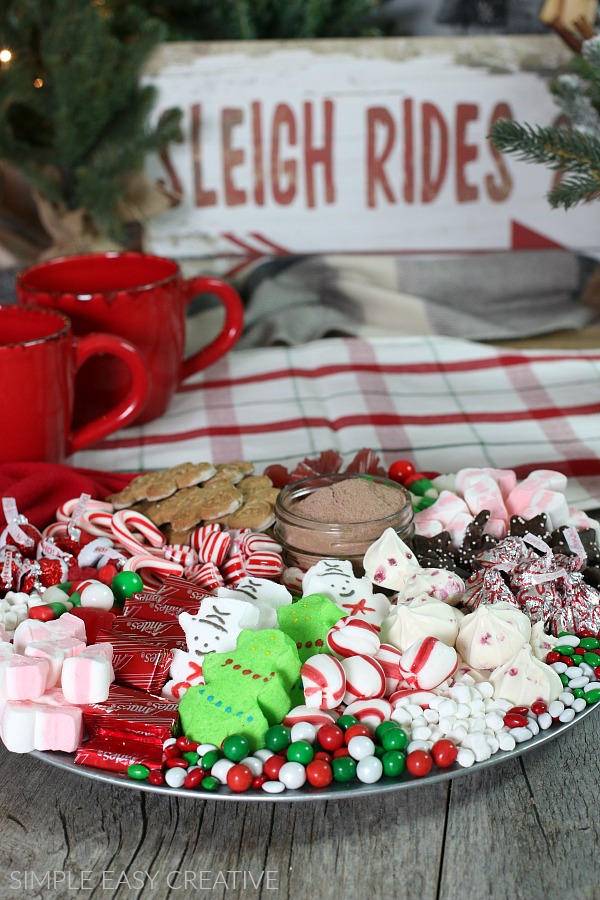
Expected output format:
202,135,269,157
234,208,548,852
67,332,149,455
180,276,244,381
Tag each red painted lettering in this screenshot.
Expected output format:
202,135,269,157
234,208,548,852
485,102,513,202
303,100,335,208
271,103,297,205
191,103,217,207
222,108,246,206
366,106,396,207
421,102,448,203
455,103,479,202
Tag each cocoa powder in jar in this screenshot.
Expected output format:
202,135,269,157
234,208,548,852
274,475,414,565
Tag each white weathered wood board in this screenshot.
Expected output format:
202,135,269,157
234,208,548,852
143,36,599,258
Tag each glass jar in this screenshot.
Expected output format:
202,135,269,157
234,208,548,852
273,473,414,574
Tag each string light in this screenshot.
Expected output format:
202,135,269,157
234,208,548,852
0,49,11,64
33,77,44,88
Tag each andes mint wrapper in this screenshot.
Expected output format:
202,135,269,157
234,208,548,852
74,735,163,773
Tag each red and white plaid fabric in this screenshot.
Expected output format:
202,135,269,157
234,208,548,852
71,336,600,510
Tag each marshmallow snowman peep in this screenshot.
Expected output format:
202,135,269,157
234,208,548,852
217,576,293,629
302,559,390,627
179,597,259,659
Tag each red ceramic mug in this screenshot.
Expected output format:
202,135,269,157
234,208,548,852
0,305,148,464
16,252,244,426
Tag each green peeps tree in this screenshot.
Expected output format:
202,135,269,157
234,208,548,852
490,35,600,209
0,0,182,252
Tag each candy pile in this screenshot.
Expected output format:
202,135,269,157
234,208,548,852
1,459,599,797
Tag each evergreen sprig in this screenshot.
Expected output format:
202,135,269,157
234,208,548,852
0,0,182,242
489,36,600,210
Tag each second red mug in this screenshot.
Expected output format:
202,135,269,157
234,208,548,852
16,252,245,426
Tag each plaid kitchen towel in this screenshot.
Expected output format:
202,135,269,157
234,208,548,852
71,335,600,511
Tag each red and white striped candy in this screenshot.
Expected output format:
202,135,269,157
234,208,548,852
389,687,438,709
164,544,199,567
81,509,115,538
373,643,403,696
189,523,221,554
111,509,166,558
340,655,386,705
41,522,69,540
281,567,305,594
184,562,225,592
56,497,113,523
245,551,283,579
301,654,346,710
327,617,381,659
398,636,458,691
198,530,231,566
221,552,246,586
238,532,282,556
344,698,394,730
122,554,183,589
282,705,339,728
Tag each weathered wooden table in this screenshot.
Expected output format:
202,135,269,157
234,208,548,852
1,707,598,900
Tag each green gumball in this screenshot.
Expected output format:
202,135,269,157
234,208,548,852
111,571,144,606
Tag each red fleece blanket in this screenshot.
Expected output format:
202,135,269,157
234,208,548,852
0,464,135,530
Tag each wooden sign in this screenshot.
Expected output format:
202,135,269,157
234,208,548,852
143,36,599,258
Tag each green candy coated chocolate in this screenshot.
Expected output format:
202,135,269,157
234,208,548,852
201,776,220,791
201,749,222,770
560,673,569,686
554,645,575,656
182,751,199,765
585,689,600,704
572,688,586,699
127,764,150,781
579,638,600,651
583,652,600,667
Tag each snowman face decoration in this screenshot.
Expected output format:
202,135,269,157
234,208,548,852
179,597,259,657
302,559,390,626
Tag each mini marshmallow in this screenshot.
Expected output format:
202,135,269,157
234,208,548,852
61,644,114,704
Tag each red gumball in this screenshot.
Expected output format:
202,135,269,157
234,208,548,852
316,724,345,753
263,756,285,780
406,749,433,778
226,764,254,793
387,459,416,484
431,740,458,768
306,759,333,788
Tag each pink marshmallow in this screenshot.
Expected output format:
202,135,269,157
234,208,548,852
0,655,49,701
61,644,113,704
1,699,83,753
519,469,568,492
521,490,570,530
13,614,87,654
455,467,517,501
23,642,65,688
445,512,475,547
461,473,509,527
415,490,470,528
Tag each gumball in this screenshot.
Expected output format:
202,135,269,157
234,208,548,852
381,727,409,752
336,714,359,731
356,755,383,784
388,459,416,484
222,734,250,762
381,750,406,778
332,756,357,783
278,761,307,790
347,735,375,761
111,571,143,604
344,724,371,743
79,581,114,611
431,740,458,768
406,749,433,777
265,724,291,752
226,764,254,792
263,755,285,780
317,724,345,752
286,740,314,765
306,759,333,788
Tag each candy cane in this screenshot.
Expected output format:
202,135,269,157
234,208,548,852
111,509,166,558
164,544,199,567
81,510,115,538
41,522,69,540
56,497,113,523
122,554,183,589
